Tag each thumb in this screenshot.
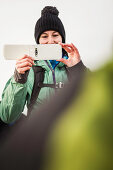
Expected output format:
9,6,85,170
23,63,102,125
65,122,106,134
56,58,68,65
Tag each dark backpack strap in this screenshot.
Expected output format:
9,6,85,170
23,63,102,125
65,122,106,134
38,82,65,89
27,66,45,115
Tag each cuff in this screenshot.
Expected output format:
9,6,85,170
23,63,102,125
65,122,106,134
14,69,29,84
66,60,87,72
66,61,87,80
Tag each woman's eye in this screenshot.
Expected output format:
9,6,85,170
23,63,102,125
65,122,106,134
41,36,48,38
53,34,58,37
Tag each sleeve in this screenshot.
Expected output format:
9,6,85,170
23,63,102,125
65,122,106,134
0,70,29,124
66,60,89,80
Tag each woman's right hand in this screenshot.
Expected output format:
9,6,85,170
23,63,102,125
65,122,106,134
15,55,35,74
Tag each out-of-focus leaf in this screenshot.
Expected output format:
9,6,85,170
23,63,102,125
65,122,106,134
43,55,113,170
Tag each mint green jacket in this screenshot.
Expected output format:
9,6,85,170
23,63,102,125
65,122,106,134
0,60,68,123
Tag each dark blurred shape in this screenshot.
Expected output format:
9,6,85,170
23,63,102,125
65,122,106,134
0,59,86,170
0,55,113,170
43,56,113,170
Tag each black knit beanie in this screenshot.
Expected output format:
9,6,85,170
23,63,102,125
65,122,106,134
34,6,66,44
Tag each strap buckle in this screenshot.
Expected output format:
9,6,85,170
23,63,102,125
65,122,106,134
55,82,64,89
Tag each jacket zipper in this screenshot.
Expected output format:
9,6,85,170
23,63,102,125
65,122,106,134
45,61,56,85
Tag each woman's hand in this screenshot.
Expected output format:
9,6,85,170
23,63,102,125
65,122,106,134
57,42,81,67
15,55,35,74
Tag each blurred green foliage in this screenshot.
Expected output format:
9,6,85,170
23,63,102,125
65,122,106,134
43,55,113,170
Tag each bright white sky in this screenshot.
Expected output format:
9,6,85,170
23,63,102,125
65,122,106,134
0,0,113,98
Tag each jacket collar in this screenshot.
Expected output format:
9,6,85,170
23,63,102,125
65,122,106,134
34,60,65,71
34,55,68,71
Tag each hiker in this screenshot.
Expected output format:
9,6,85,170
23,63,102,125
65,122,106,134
0,6,87,124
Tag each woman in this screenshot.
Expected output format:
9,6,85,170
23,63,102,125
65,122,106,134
0,6,87,124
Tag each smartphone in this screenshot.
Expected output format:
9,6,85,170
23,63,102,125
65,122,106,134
3,44,62,60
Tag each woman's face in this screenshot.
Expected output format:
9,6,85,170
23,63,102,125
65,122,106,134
39,30,62,44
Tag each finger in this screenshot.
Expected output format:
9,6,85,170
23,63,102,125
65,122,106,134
63,43,72,47
59,42,76,49
58,42,69,49
71,43,79,53
16,58,35,65
61,43,73,48
18,55,34,61
56,58,68,65
16,61,33,69
59,42,72,48
60,43,74,53
58,42,64,46
62,46,72,53
71,43,80,60
64,43,80,57
17,66,31,74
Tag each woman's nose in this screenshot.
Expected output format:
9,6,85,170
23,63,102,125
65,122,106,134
47,37,55,44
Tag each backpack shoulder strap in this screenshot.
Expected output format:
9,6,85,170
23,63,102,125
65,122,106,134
27,66,45,115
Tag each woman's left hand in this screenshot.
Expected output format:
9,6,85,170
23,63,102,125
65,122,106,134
57,42,81,67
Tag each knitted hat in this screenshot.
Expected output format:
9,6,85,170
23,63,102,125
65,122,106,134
34,6,66,44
